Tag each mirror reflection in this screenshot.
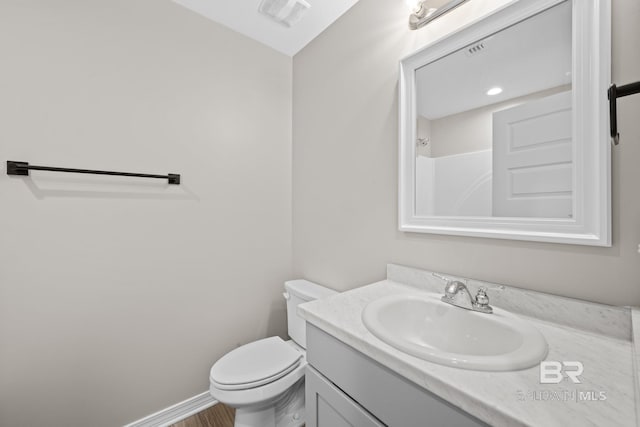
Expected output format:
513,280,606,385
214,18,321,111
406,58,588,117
414,1,572,218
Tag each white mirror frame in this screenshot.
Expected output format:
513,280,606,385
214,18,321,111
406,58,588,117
399,0,611,246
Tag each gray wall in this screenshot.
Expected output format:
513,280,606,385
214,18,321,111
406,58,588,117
292,0,640,306
0,1,292,426
428,86,570,158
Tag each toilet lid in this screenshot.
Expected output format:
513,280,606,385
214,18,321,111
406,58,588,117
210,337,302,390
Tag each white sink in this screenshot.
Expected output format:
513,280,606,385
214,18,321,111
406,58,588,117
362,293,548,371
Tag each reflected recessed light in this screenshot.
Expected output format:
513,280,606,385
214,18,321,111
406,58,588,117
487,87,503,96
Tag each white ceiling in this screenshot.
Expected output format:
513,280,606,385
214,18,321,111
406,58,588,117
172,0,360,56
416,1,572,119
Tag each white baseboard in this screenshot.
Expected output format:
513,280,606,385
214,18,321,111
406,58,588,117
123,391,217,427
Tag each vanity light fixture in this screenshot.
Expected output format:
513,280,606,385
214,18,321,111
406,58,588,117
486,87,503,96
407,0,470,30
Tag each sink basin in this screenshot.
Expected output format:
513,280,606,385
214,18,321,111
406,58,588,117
362,293,548,371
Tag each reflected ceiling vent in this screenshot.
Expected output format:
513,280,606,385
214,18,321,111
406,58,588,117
465,40,487,57
259,0,311,27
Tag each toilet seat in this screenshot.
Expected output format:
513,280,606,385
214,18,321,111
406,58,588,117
211,337,303,391
210,340,307,408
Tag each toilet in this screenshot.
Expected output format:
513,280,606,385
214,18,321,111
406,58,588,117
209,279,337,427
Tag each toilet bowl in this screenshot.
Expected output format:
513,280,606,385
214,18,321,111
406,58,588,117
209,280,337,427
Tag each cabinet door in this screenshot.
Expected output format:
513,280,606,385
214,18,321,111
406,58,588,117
305,366,384,427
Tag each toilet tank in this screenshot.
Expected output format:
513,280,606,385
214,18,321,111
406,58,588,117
284,279,337,349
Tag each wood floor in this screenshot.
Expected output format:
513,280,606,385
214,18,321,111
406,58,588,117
169,403,235,427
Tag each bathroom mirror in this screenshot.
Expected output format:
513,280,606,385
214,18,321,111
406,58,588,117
399,0,611,246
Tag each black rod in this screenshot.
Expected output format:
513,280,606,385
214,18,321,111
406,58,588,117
608,81,640,145
608,84,618,144
6,161,180,185
616,81,640,98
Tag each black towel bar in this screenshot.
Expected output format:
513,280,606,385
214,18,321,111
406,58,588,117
608,81,640,145
6,161,180,185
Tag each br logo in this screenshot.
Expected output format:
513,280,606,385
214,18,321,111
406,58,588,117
539,361,584,384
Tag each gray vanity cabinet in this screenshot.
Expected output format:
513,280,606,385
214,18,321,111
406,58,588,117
305,324,488,427
306,365,384,427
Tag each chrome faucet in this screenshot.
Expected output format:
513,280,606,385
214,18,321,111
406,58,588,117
433,273,493,314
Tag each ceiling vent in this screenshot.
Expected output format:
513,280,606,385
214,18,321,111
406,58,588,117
259,0,311,27
465,37,493,57
465,41,486,57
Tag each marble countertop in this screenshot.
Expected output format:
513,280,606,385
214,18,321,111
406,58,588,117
299,278,637,427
